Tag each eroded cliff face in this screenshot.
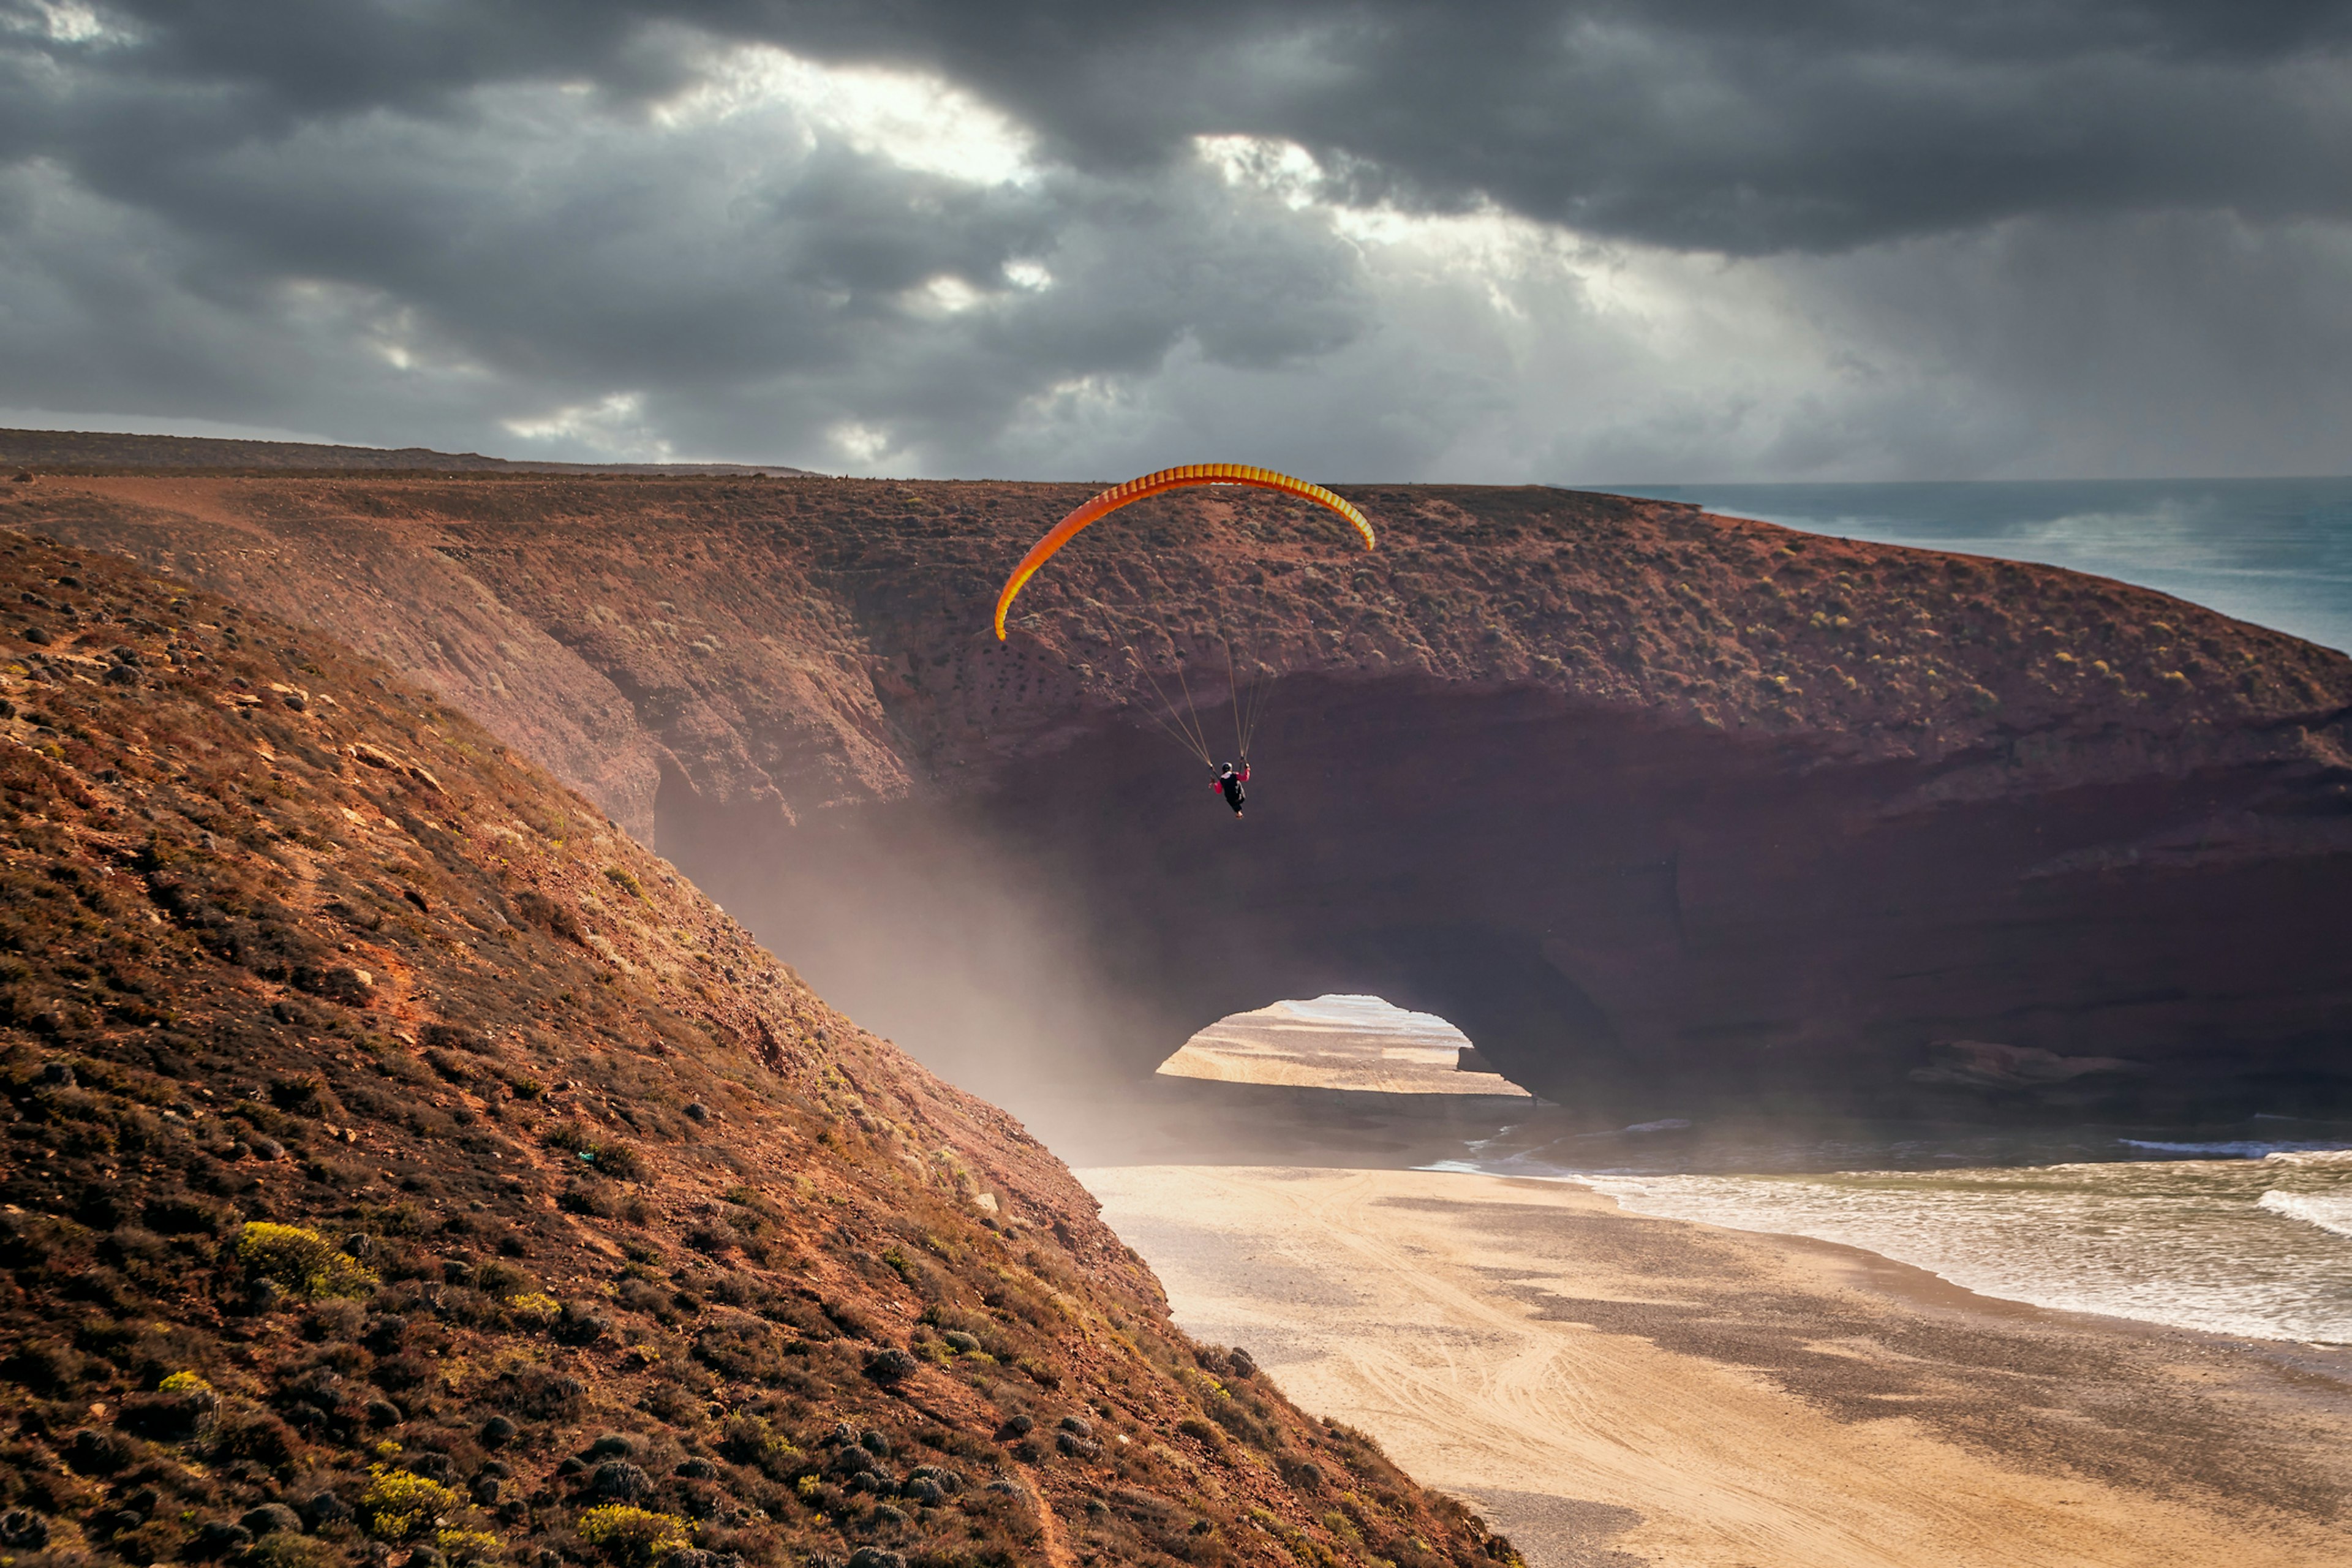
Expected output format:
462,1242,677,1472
14,471,2352,1123
0,534,1508,1568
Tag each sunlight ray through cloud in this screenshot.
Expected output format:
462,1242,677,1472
502,391,674,458
0,3,2343,478
828,420,894,464
652,41,1039,188
4,0,127,45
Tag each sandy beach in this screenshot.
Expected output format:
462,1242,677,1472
1079,1164,2352,1568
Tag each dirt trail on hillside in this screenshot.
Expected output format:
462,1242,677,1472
1083,1166,2352,1568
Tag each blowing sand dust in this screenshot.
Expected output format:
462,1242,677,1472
1079,1165,2352,1568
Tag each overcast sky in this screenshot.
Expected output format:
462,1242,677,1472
4,1,2349,480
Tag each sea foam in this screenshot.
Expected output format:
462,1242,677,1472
2264,1148,2352,1167
2258,1190,2352,1239
2119,1139,2352,1158
1558,1159,2352,1343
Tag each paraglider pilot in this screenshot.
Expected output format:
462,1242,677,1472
1215,761,1250,817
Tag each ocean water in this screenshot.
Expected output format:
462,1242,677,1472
1606,478,2352,654
1495,481,2352,1340
1262,993,1468,1043
1430,1121,2352,1344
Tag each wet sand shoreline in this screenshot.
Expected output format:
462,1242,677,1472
1078,1164,2352,1568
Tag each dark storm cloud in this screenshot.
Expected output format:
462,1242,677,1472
25,1,2352,253
0,0,1389,457
820,0,2352,252
2,1,2348,476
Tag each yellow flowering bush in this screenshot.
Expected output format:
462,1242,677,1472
235,1223,378,1298
575,1506,690,1567
506,1292,561,1328
437,1529,504,1564
360,1465,461,1541
1181,1366,1231,1401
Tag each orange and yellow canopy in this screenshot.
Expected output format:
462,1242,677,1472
992,463,1374,639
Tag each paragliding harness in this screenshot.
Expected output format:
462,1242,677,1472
1074,601,1273,816
1215,761,1250,816
991,464,1373,822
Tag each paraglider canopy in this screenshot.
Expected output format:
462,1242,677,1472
992,463,1374,640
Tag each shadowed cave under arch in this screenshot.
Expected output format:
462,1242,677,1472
658,673,2352,1129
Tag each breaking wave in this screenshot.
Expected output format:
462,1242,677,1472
2118,1139,2352,1158
2259,1190,2352,1240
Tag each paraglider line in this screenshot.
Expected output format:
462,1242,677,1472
1170,653,1218,766
1121,657,1205,758
1221,637,1246,761
1124,648,1212,767
1219,635,1272,761
1127,616,1214,765
1090,604,1215,767
1243,654,1275,758
1221,631,1278,760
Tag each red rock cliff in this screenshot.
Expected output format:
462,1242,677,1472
14,472,2352,1123
0,532,1509,1568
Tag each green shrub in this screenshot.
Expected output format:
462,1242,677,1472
594,1142,646,1182
242,1534,331,1568
1177,1417,1224,1452
545,1122,644,1181
473,1259,533,1299
560,1183,619,1218
235,1223,378,1298
545,1122,594,1153
717,1414,796,1464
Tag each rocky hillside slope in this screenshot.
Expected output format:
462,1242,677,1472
0,431,810,478
11,469,2352,1121
0,535,1511,1568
